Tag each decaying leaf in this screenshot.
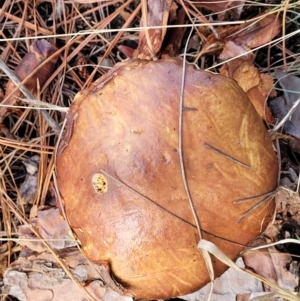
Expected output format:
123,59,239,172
18,207,76,252
120,5,186,59
200,13,281,58
76,54,90,80
181,258,264,301
2,250,132,301
199,239,299,300
194,0,245,20
270,70,300,140
275,189,300,222
274,190,300,266
0,39,58,121
242,239,298,295
161,8,186,58
19,155,40,210
220,58,275,123
38,208,77,250
0,243,9,279
133,0,173,59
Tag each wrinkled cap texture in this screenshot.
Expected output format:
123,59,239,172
56,58,278,300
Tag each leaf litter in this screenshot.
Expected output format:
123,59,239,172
1,1,300,301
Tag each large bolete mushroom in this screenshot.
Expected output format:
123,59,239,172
56,2,278,300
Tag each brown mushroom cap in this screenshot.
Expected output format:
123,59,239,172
56,58,278,299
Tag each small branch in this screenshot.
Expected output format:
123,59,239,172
204,143,251,170
237,194,275,224
234,189,276,204
269,96,300,136
179,21,202,240
0,59,62,133
0,102,68,112
99,169,196,228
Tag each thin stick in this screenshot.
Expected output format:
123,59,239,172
0,60,61,133
0,102,68,112
179,22,202,240
237,194,275,224
269,97,300,136
275,136,281,186
281,0,288,72
142,0,156,59
234,190,277,204
100,170,196,228
204,143,251,170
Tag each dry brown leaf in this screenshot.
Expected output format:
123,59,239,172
233,14,281,49
133,0,173,59
220,58,275,123
0,39,58,121
194,0,245,20
37,208,77,250
243,245,298,294
161,8,186,58
270,70,300,140
275,189,300,223
247,88,274,124
182,257,264,301
219,41,252,61
2,251,132,301
19,156,40,209
236,292,251,301
18,207,76,252
201,13,281,57
18,222,47,253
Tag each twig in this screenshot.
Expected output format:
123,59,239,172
179,21,202,240
0,102,68,112
99,169,196,228
204,143,251,170
236,194,275,224
142,0,157,60
269,96,300,136
0,59,62,133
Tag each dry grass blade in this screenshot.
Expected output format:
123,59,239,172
179,19,202,239
270,97,300,136
249,238,300,250
0,60,62,132
198,240,300,301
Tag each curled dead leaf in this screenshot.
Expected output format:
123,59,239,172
243,243,298,294
133,0,173,59
0,39,58,121
220,58,275,123
17,207,76,252
194,0,245,20
201,13,281,58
